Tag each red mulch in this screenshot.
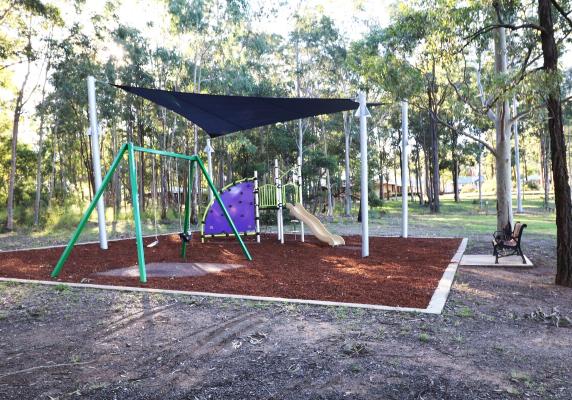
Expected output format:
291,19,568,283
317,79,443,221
0,234,462,308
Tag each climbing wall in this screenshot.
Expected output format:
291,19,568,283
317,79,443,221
203,180,256,236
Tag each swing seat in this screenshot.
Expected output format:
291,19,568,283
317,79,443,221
179,231,193,243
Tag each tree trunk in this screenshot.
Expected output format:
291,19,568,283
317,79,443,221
452,130,460,202
428,74,440,212
33,120,46,226
424,145,432,204
478,146,483,209
542,132,550,207
493,24,513,230
393,154,398,200
539,0,572,286
5,65,31,230
513,98,523,213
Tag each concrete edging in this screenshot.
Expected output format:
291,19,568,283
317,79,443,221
0,237,468,314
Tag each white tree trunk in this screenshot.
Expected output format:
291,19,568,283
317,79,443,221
513,98,523,213
494,26,513,230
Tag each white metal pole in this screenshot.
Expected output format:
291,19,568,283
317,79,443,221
205,138,214,203
401,100,409,238
358,91,369,257
254,170,260,243
275,159,284,243
297,155,305,242
87,76,108,250
513,98,523,213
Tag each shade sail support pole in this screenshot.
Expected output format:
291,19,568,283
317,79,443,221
297,155,304,242
88,76,108,250
254,170,261,243
358,92,369,257
275,159,284,244
401,100,409,238
205,139,214,204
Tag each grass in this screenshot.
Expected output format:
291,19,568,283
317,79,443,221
332,191,556,238
456,307,474,318
0,190,557,251
418,333,431,343
54,283,70,293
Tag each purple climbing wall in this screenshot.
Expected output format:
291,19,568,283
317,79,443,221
204,180,255,235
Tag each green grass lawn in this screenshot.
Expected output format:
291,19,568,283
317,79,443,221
330,191,556,238
0,191,557,250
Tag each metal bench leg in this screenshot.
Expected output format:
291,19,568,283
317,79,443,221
519,248,526,264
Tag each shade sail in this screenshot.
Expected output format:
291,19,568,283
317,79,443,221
114,84,362,138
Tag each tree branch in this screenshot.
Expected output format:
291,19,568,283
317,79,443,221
476,68,497,122
464,23,546,44
550,0,572,30
435,115,497,156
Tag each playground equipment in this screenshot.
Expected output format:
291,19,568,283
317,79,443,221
286,203,345,246
201,175,260,242
202,158,302,244
90,79,377,258
50,142,252,283
201,157,344,247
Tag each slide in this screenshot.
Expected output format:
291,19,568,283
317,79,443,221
285,203,345,247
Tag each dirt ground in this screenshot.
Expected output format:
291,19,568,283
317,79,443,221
1,231,571,399
0,234,461,308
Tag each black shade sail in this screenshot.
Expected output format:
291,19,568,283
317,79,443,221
114,84,363,138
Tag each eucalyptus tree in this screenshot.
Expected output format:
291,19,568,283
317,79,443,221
431,0,572,286
287,13,350,213
348,11,449,213
113,25,155,211
167,0,249,223
424,1,553,232
537,0,572,286
41,29,102,204
2,0,61,231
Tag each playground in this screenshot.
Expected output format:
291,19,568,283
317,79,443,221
0,234,462,309
2,0,572,398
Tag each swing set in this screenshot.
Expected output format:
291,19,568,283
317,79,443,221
50,142,252,283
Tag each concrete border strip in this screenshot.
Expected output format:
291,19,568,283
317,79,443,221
0,238,467,314
425,237,467,314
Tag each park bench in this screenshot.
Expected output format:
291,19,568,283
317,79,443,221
492,222,527,264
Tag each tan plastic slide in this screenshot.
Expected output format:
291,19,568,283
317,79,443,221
285,203,345,247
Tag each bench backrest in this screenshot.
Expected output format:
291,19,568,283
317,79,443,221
512,222,527,243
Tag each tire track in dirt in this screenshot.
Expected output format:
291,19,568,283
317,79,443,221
95,301,179,340
117,311,269,391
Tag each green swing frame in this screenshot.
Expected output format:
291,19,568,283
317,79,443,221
50,142,252,283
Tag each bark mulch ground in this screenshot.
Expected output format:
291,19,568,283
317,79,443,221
0,234,461,308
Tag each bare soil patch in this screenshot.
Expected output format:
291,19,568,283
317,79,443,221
0,234,461,308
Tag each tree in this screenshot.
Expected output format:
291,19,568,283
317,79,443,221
3,0,60,231
538,0,572,286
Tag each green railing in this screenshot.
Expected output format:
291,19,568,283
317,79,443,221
259,184,278,209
